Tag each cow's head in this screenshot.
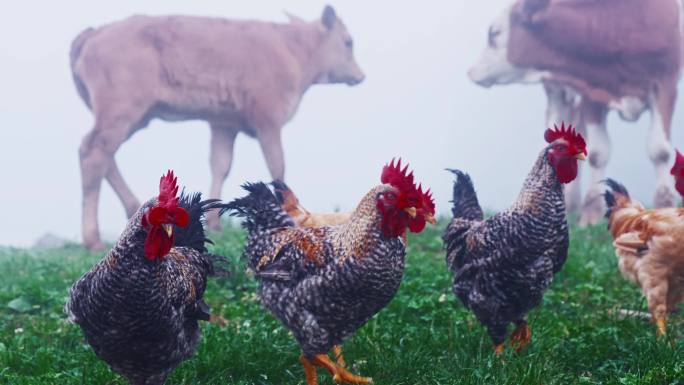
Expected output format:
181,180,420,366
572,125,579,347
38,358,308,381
314,5,365,86
468,2,549,87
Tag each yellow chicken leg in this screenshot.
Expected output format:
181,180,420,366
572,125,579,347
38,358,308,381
655,317,667,337
312,354,373,384
493,344,505,355
333,345,346,368
300,355,319,385
509,321,532,352
209,314,228,327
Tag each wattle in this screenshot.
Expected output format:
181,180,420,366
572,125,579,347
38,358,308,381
550,156,579,184
144,226,174,261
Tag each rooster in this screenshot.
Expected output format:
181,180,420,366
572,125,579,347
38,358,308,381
443,123,587,354
65,171,225,385
226,159,435,385
603,151,684,336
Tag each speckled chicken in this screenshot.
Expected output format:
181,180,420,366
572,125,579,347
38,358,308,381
226,160,435,385
65,171,225,385
443,124,587,354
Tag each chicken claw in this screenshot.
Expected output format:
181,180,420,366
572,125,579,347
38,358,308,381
509,321,532,352
312,354,373,384
333,345,347,368
209,314,228,327
493,344,505,355
300,355,319,385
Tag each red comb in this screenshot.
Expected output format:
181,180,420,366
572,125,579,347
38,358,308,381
381,158,414,192
417,184,435,213
158,170,180,208
381,159,435,215
544,122,586,152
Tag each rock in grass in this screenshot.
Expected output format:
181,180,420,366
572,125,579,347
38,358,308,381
7,297,32,313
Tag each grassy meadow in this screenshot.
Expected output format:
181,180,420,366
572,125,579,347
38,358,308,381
0,223,682,385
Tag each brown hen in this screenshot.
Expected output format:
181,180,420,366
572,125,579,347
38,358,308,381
604,178,684,336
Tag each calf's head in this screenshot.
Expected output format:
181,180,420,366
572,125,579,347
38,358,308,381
314,5,365,86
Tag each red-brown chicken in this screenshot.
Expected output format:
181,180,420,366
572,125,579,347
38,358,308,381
272,179,436,231
603,150,684,336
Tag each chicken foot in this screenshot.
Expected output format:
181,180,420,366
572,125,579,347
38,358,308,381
333,345,346,368
300,353,373,385
509,320,532,352
654,316,667,337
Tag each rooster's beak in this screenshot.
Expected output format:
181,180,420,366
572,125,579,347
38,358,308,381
576,152,587,161
425,213,437,225
162,224,173,237
404,207,417,218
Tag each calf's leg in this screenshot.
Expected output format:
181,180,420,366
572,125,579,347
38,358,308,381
106,161,140,218
80,109,144,251
207,123,238,231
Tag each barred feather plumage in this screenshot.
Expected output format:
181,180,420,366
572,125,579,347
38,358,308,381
65,192,225,385
228,183,405,357
443,146,569,346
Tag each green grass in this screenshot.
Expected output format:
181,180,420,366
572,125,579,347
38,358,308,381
0,223,682,385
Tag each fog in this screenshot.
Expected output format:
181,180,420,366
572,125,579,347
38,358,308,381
2,0,684,246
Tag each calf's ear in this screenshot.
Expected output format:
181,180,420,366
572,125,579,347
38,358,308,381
322,5,337,30
285,12,306,25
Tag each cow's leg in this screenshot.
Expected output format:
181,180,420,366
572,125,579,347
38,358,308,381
206,123,238,231
257,127,286,181
80,111,143,251
564,121,585,216
649,86,677,208
105,161,140,218
544,82,583,214
579,101,609,226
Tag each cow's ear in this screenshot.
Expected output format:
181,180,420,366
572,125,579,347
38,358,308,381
322,5,337,30
520,0,549,23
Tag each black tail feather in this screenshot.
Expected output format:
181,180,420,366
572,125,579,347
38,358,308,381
602,178,630,219
447,169,484,221
174,191,231,277
222,182,295,232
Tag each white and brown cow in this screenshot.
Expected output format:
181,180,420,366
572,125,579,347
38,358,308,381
469,0,682,225
71,6,364,250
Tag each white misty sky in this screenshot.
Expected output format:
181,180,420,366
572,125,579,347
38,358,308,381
1,0,684,246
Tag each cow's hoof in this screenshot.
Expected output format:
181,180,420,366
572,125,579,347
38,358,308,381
578,210,602,227
578,195,604,227
654,186,676,208
84,240,106,252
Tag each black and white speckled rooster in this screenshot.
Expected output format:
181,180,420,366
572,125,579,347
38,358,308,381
226,160,435,385
65,171,225,385
443,124,587,354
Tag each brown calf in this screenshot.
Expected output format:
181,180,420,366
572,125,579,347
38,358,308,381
71,6,364,250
